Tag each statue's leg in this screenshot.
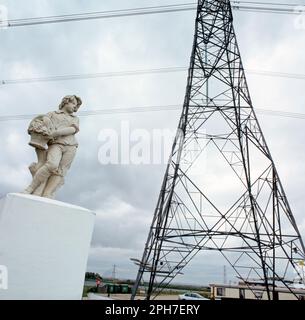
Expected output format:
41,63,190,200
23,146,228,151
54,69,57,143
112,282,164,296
42,176,64,199
24,144,62,195
26,149,48,196
32,149,48,195
29,149,47,177
36,148,48,168
32,180,48,196
42,146,77,198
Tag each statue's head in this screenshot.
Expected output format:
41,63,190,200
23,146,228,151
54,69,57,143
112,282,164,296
59,95,82,113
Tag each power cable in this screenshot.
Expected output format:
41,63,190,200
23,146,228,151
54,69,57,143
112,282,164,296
1,2,304,29
2,67,305,86
0,104,305,122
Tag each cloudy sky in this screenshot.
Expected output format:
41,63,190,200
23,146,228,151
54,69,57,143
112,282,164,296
1,0,305,286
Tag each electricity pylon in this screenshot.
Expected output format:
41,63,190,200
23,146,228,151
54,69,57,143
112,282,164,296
131,0,305,300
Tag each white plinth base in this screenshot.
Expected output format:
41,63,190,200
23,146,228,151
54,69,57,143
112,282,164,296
0,193,95,300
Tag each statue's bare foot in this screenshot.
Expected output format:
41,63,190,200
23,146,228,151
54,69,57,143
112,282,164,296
42,193,54,199
22,186,34,194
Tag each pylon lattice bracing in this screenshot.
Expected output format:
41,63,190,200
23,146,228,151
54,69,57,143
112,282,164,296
131,0,305,300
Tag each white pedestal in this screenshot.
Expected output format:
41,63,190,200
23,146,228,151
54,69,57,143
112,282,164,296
0,193,95,300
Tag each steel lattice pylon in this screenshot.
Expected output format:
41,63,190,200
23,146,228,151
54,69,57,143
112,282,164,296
131,0,305,300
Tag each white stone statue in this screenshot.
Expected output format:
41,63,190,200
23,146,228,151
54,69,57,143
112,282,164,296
24,95,82,199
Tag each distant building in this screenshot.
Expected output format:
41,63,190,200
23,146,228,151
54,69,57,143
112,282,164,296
210,283,305,300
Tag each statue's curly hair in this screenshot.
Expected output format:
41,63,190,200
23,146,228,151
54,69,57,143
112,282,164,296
59,95,82,110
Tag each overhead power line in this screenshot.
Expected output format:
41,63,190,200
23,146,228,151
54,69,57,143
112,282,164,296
1,2,304,28
1,66,305,86
1,105,305,122
246,69,305,80
234,5,304,14
0,105,180,121
5,3,197,28
0,67,188,85
232,1,302,6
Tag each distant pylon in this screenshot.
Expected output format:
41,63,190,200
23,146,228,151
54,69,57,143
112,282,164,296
131,0,305,300
112,264,116,281
224,266,227,285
